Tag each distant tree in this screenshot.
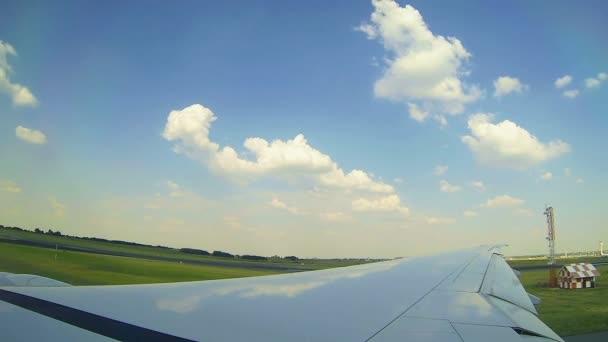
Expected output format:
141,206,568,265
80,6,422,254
212,250,234,258
34,228,43,234
240,255,267,261
180,248,210,256
284,256,298,261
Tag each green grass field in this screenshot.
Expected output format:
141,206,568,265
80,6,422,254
0,242,282,285
0,227,368,270
519,265,608,336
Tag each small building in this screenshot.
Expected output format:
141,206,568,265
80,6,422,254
559,263,600,289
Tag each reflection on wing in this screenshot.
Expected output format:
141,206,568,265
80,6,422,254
0,246,563,341
157,259,401,314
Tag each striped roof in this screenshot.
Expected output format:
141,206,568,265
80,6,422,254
561,263,600,278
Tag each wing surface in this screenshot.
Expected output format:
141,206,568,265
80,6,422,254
0,246,563,341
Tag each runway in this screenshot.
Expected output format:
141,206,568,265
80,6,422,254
0,236,304,272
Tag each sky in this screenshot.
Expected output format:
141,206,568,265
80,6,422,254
0,0,607,258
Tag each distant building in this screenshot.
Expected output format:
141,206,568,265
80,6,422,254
559,263,600,289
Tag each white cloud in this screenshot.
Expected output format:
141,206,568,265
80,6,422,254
426,216,455,225
493,76,526,97
576,177,584,184
433,165,448,176
463,210,479,217
586,78,600,88
49,197,66,218
270,198,301,215
393,177,403,184
15,126,47,145
0,41,37,106
481,194,524,208
0,41,17,71
562,89,578,98
585,72,607,89
554,75,572,89
468,181,485,191
352,194,409,216
433,114,448,128
540,172,553,181
163,104,393,193
564,168,571,177
407,102,429,122
318,167,394,193
439,180,462,193
462,114,570,169
0,179,21,193
358,0,480,120
166,180,179,191
164,180,185,198
356,23,377,39
513,208,534,217
319,212,352,222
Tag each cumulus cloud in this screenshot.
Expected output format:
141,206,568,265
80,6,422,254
562,89,578,98
270,198,301,215
439,180,462,193
318,168,394,193
493,76,526,97
468,181,485,191
564,168,571,177
480,194,524,208
433,114,448,128
540,172,553,181
433,165,448,176
0,179,21,193
586,78,600,88
358,0,480,122
462,114,570,169
555,75,573,89
585,72,607,89
426,216,455,225
0,41,37,106
15,126,47,145
163,104,393,193
576,177,584,184
352,194,409,216
393,177,403,184
407,103,429,122
463,210,479,217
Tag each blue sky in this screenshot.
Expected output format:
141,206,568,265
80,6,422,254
1,0,607,257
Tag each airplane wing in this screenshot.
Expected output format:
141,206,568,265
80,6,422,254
0,245,563,341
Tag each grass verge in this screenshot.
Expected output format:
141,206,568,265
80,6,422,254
0,242,282,285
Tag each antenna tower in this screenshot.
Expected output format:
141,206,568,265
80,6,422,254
544,206,558,287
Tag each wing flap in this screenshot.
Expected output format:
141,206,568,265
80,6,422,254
480,254,537,314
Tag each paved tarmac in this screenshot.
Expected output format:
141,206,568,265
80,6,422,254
513,262,608,271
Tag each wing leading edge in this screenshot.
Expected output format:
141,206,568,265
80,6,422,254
0,246,563,341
